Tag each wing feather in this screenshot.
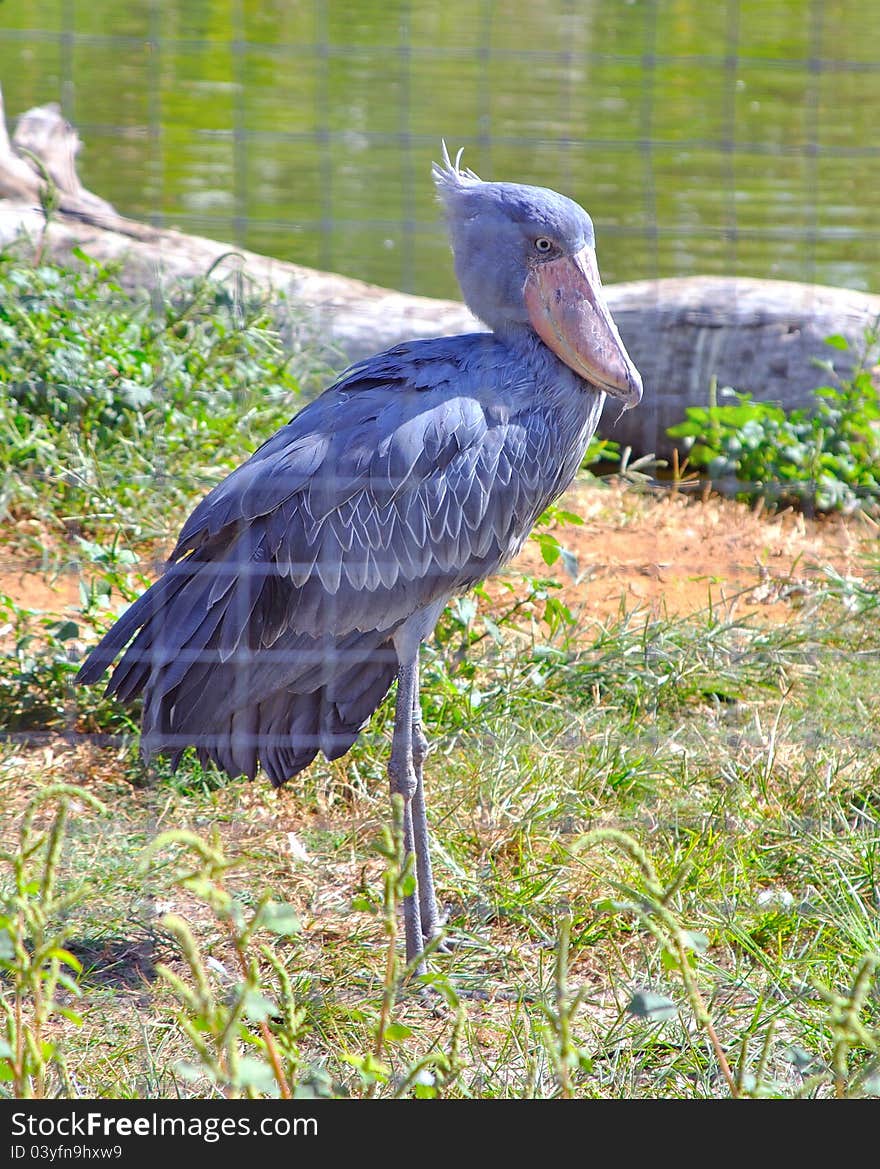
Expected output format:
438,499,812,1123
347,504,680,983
79,333,583,784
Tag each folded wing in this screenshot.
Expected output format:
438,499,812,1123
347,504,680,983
78,338,546,784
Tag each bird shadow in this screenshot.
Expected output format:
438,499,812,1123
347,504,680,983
63,932,163,990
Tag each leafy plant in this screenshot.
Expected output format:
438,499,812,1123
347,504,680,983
349,795,463,1098
579,829,739,1094
4,250,880,1101
144,829,307,1099
667,324,880,513
582,435,622,469
536,915,594,1097
0,589,135,735
147,803,463,1099
577,830,880,1099
0,247,320,543
0,785,107,1098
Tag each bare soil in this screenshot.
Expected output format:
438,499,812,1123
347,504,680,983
0,481,873,629
516,481,873,626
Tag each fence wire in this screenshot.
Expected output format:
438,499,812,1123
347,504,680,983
1,0,878,295
0,2,879,757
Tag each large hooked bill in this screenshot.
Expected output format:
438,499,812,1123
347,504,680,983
524,245,643,410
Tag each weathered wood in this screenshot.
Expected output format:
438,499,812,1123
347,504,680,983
0,88,119,220
1,90,877,458
0,87,44,201
606,277,880,458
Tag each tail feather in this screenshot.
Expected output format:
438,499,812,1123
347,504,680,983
80,556,401,785
76,568,189,686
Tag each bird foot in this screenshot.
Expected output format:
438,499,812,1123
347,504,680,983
426,931,456,954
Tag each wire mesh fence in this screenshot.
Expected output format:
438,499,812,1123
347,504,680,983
1,0,879,296
1,1,879,764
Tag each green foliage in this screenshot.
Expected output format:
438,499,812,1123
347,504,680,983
0,785,107,1098
0,591,83,732
144,829,310,1099
667,324,880,513
421,505,582,730
0,563,139,734
3,591,880,1098
0,530,156,735
148,810,463,1099
0,247,317,542
581,830,739,1093
582,435,621,468
579,830,880,1099
3,251,880,1099
536,916,594,1096
0,585,136,735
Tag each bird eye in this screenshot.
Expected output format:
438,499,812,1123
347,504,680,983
534,237,553,253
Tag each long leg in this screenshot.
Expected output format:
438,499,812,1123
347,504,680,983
387,654,425,973
411,665,440,942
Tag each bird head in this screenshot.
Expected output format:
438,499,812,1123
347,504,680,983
433,145,642,410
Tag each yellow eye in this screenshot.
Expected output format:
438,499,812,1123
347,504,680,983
534,237,553,253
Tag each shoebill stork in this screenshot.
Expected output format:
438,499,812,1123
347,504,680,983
78,147,642,971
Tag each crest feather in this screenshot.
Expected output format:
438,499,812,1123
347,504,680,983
431,140,482,197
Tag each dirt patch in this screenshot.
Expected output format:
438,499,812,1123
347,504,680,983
515,481,872,626
0,482,872,628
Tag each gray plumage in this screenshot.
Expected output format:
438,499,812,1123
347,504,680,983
80,335,602,778
79,146,642,967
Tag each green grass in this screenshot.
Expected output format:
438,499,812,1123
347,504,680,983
3,579,878,1099
1,253,879,1099
0,243,330,551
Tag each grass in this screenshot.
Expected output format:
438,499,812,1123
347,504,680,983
0,242,330,553
1,250,879,1099
4,591,880,1099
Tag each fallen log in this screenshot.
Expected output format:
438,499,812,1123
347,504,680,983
604,276,879,459
1,89,877,459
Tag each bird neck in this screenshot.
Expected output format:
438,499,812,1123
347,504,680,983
492,320,598,398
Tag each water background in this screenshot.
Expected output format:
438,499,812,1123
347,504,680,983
1,1,878,299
